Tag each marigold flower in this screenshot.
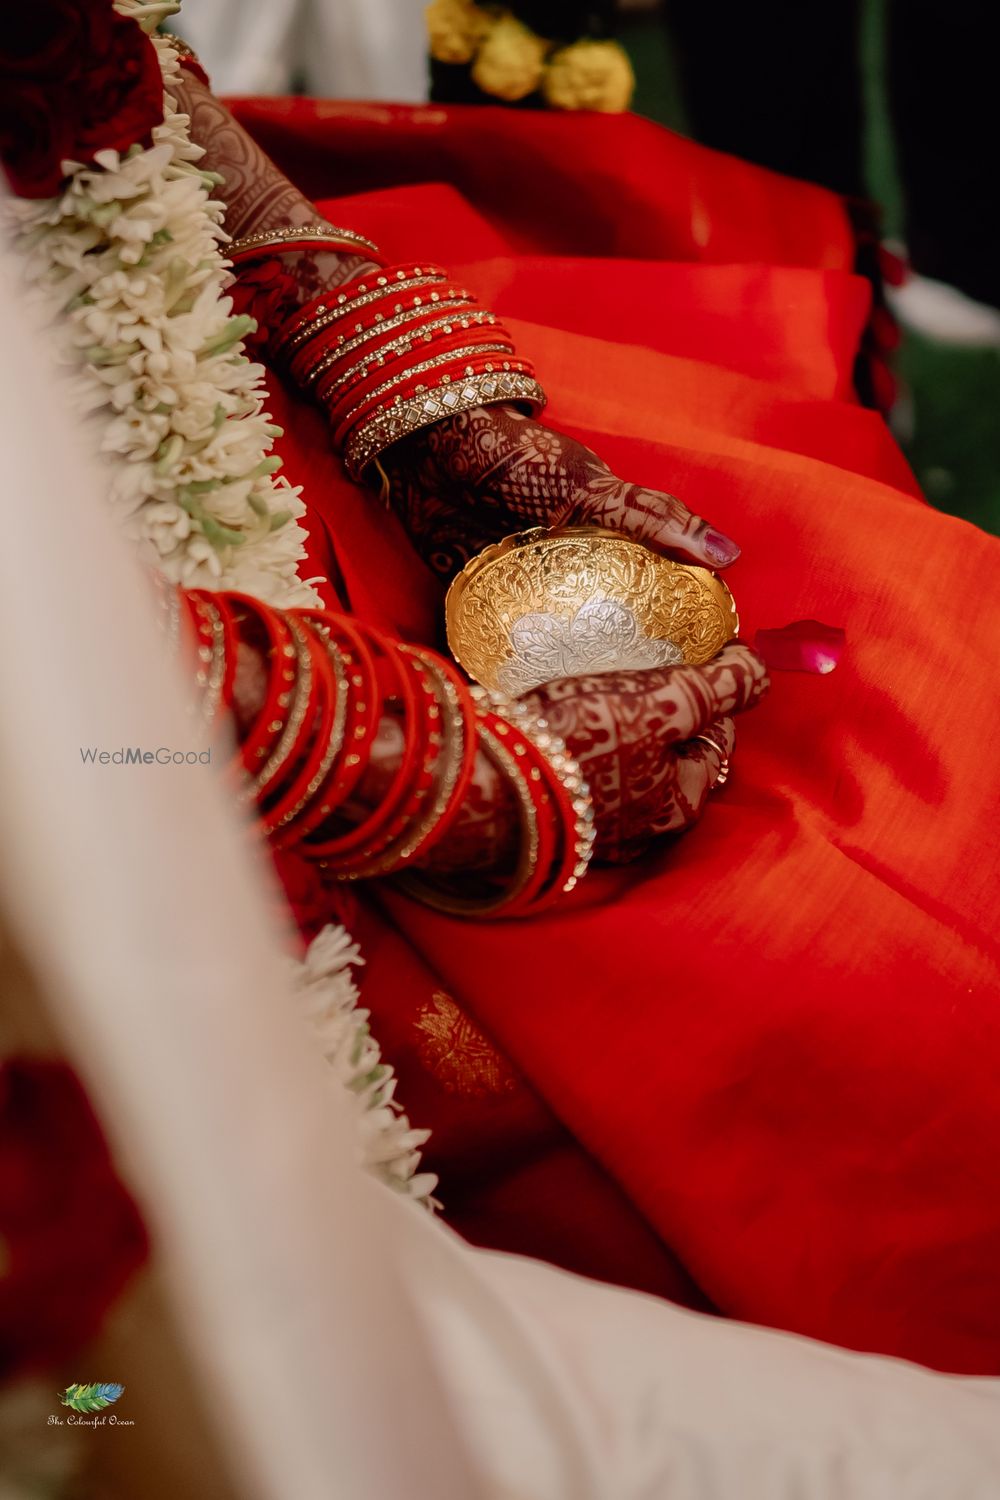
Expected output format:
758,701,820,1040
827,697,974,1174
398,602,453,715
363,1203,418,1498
543,39,635,114
471,12,548,102
426,0,487,66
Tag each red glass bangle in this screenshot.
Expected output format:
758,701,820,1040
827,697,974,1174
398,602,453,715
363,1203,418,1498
266,621,348,844
312,635,430,867
299,620,416,859
301,301,484,408
326,341,518,449
258,621,336,833
223,593,296,777
254,616,319,799
182,592,228,725
475,710,559,918
394,713,554,919
389,645,478,863
186,588,238,712
317,327,514,415
332,646,445,877
274,265,451,364
280,610,381,844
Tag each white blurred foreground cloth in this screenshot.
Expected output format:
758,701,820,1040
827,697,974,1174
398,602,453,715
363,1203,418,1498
179,0,427,100
2,238,1000,1500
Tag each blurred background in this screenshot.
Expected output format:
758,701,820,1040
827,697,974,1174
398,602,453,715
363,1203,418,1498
178,0,1000,538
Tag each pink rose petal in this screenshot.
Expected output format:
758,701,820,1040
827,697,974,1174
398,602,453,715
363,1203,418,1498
753,620,846,675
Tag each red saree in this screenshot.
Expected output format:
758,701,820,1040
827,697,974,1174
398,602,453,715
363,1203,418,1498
235,100,1000,1374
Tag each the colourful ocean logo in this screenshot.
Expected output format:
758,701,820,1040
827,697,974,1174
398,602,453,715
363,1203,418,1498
59,1383,124,1414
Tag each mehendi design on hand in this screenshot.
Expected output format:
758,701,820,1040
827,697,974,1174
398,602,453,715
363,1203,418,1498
167,73,376,350
526,643,768,863
383,404,741,582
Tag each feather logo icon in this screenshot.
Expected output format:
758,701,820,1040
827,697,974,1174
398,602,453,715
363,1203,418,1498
59,1383,124,1413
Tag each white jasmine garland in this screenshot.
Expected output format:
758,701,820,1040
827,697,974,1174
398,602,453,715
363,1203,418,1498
292,926,438,1203
9,1,321,606
7,0,436,1207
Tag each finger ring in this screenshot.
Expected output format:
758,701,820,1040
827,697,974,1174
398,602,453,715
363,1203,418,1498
685,733,730,790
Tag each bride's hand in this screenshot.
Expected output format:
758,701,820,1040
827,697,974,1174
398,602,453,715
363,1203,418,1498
427,641,768,871
225,631,766,870
386,404,741,581
528,641,767,862
166,71,377,308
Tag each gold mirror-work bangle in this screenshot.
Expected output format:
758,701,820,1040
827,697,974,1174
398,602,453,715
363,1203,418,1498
345,371,546,480
333,344,516,424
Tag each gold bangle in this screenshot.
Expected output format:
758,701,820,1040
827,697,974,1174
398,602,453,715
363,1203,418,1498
227,222,382,262
278,271,449,358
344,370,547,479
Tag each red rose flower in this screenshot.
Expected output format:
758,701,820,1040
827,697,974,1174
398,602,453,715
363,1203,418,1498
0,82,75,199
0,1,164,200
74,8,166,159
0,1058,148,1382
1,1,111,81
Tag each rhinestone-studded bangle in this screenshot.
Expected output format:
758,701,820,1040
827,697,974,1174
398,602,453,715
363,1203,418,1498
474,687,596,903
227,222,383,264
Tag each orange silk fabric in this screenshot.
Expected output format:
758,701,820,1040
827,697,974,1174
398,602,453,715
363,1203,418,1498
235,100,1000,1373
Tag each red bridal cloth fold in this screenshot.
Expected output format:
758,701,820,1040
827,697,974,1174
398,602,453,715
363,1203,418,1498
236,100,1000,1374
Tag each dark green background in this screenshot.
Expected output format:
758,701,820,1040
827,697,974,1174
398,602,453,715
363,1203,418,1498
620,0,1000,538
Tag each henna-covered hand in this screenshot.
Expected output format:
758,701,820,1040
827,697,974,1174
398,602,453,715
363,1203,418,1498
221,634,766,873
427,641,768,871
520,641,767,863
385,403,742,582
166,71,377,335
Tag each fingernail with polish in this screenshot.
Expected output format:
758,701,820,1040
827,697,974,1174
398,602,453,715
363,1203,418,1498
703,528,741,566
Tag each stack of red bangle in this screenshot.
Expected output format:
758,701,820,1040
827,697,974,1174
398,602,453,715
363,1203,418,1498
397,686,595,919
272,262,547,479
169,586,593,915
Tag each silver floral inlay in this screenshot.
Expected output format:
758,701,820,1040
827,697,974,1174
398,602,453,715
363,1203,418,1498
496,595,683,695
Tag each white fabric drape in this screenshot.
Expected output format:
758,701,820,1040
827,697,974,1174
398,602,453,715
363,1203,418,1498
5,226,1000,1499
179,0,428,101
